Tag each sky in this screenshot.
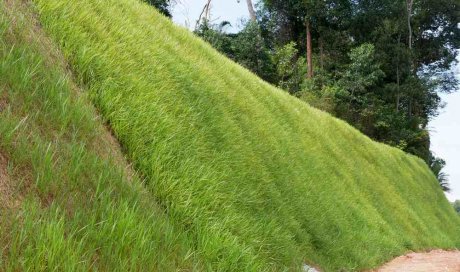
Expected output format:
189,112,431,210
171,0,248,32
430,59,460,202
171,2,460,201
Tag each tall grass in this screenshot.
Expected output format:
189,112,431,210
32,0,460,270
1,0,459,270
0,2,202,271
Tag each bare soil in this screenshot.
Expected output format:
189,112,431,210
3,0,136,182
373,250,460,272
0,152,13,208
0,91,8,112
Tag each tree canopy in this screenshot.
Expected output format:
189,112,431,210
144,0,172,17
193,0,458,191
453,200,460,215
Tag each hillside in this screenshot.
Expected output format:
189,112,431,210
0,1,202,270
1,0,460,271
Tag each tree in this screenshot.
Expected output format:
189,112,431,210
261,0,328,79
306,19,313,78
406,0,414,49
430,156,450,192
453,200,460,215
198,0,459,176
194,20,276,83
144,0,172,17
194,21,234,57
233,22,276,82
242,0,257,22
339,44,384,96
196,0,213,29
273,42,307,93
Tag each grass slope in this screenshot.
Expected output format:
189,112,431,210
2,0,459,270
0,1,203,270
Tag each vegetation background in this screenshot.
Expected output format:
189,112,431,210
164,0,460,194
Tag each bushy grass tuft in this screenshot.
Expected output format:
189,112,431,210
1,0,459,270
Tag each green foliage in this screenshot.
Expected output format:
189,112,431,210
297,85,341,113
27,0,460,271
258,0,459,170
430,156,450,192
195,20,276,83
144,0,171,17
339,43,384,94
194,21,233,54
232,21,276,82
453,201,460,215
273,42,307,93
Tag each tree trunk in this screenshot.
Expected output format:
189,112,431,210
396,34,401,112
306,19,313,78
319,37,324,70
205,0,211,21
196,0,212,29
406,0,413,50
408,97,412,117
396,65,401,111
246,0,257,22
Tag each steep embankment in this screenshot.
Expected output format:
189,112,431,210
1,0,459,271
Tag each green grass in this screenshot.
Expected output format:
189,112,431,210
0,2,202,271
1,0,459,271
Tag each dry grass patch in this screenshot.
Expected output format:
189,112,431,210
0,152,18,209
3,0,135,180
0,90,8,113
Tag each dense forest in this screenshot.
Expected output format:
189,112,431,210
149,0,459,191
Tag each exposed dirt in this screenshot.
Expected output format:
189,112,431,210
4,0,137,182
0,91,8,112
373,250,460,272
100,123,137,182
0,152,14,208
4,0,70,72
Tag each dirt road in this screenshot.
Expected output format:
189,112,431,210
374,250,460,272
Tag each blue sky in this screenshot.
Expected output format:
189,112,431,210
171,1,460,201
430,60,460,201
172,0,248,32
